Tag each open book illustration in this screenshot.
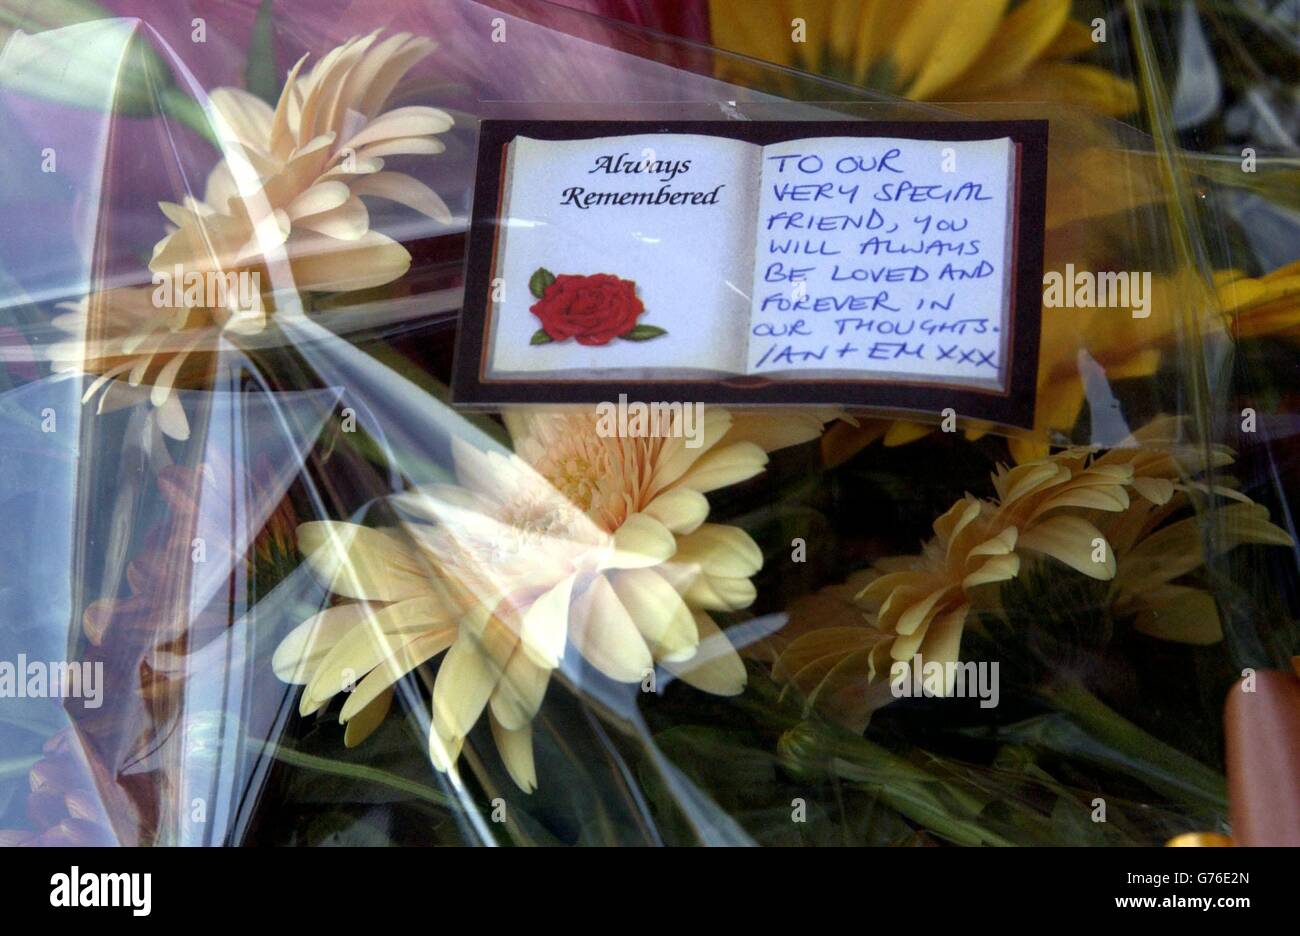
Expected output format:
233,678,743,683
455,120,1047,428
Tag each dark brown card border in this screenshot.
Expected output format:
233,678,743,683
452,118,1048,429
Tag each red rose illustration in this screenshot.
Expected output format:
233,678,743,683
528,270,664,346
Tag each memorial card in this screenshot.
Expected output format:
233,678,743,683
454,120,1047,428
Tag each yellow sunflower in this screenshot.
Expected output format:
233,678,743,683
709,0,1136,114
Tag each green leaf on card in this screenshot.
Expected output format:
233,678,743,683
528,268,556,299
530,329,553,345
620,324,667,341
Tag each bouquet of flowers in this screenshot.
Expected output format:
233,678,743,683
1,0,1297,847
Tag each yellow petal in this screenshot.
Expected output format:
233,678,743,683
945,0,1070,94
883,420,933,446
1019,516,1115,579
962,553,1020,589
1132,586,1223,645
907,0,1010,99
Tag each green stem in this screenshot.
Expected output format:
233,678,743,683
1039,677,1227,810
258,740,457,809
781,723,1014,846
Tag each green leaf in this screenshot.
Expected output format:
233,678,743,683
530,328,553,345
619,324,667,341
244,0,279,105
528,268,556,299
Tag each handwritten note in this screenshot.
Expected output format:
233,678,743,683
744,137,1014,389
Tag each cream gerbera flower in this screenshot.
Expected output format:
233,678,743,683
47,32,451,439
152,30,453,307
275,407,834,791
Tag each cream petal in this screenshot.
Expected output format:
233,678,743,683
519,572,575,668
273,601,375,684
1030,485,1129,519
294,195,370,240
346,106,454,149
967,527,1018,558
432,632,502,740
154,390,191,441
355,136,446,160
919,606,970,677
338,626,456,722
661,611,746,696
350,171,452,223
490,714,537,793
1131,476,1176,505
269,53,310,159
654,408,734,488
302,595,446,710
719,409,840,453
682,573,757,612
643,488,709,534
894,588,945,636
357,37,438,116
298,521,433,601
209,87,276,146
428,719,465,776
605,513,676,569
675,441,767,493
488,649,551,731
673,524,763,577
610,568,698,663
569,575,653,682
285,180,351,220
287,229,411,292
962,553,1020,589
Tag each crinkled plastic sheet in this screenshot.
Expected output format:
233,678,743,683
0,0,1297,847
